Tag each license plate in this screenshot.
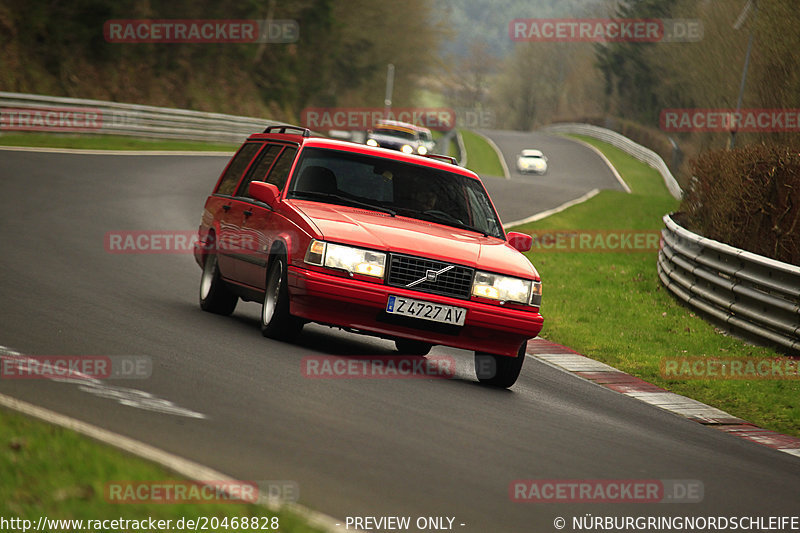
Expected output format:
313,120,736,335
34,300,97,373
386,295,466,326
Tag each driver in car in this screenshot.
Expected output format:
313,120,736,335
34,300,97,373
412,187,438,212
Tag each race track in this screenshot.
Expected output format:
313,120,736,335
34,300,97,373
1,136,798,532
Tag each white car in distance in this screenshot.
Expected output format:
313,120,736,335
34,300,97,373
516,149,548,175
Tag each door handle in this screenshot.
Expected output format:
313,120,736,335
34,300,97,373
222,205,231,212
244,210,253,217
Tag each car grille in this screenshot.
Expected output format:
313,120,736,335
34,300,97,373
386,254,473,300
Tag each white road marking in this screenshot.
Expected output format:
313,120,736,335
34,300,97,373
473,131,510,179
0,345,204,418
503,188,600,228
0,392,348,532
560,135,632,193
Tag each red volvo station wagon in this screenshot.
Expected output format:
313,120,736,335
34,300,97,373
194,125,543,387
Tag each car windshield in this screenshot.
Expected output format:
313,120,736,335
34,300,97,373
521,154,543,160
287,147,504,238
373,127,418,141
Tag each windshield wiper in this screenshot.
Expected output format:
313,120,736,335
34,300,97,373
414,210,495,237
288,190,396,216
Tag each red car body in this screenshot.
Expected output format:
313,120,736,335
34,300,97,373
194,126,543,387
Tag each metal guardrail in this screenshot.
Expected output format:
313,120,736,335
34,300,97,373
544,122,798,353
0,92,280,143
543,122,683,200
658,213,800,354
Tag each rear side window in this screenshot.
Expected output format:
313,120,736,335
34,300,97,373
236,144,282,198
216,142,262,196
265,147,298,191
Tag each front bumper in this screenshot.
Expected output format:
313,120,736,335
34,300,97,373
518,166,547,175
288,266,543,357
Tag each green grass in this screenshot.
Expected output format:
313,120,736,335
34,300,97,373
0,408,324,531
430,130,458,160
448,137,459,160
0,133,238,151
459,129,505,177
510,134,800,437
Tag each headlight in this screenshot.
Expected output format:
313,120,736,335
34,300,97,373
472,271,533,305
417,145,428,155
366,139,379,147
304,240,386,278
401,144,414,154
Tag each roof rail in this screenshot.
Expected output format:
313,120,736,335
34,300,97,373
424,153,458,165
263,125,311,137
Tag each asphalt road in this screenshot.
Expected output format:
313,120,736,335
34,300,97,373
476,130,625,223
1,139,799,532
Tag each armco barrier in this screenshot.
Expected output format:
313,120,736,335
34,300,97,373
543,122,683,200
0,92,281,143
658,213,800,354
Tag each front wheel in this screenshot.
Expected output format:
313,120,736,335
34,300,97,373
199,251,237,315
475,342,527,388
260,255,303,341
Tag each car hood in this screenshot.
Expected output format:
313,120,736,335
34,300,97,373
289,200,539,279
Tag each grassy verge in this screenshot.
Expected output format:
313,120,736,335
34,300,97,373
459,129,505,177
448,138,459,160
0,133,238,152
0,407,324,531
430,129,455,160
510,134,800,437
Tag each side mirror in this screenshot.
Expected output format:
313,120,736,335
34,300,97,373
249,181,281,207
507,231,532,252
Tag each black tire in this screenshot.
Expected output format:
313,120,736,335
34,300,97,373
395,338,433,356
260,254,303,341
475,342,526,388
199,251,237,316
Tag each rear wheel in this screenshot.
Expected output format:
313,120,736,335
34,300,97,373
394,339,433,356
199,251,237,315
261,254,303,341
475,342,526,388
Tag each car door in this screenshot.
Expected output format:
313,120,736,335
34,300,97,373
235,144,298,289
208,141,263,282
